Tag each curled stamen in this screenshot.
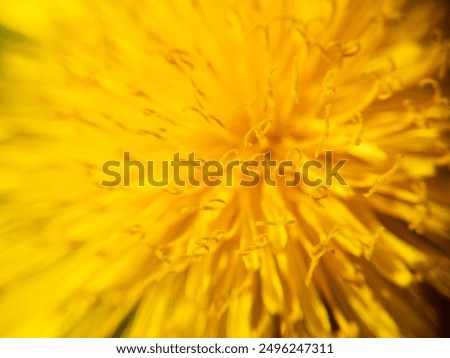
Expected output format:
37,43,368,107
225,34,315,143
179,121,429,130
210,230,225,242
197,230,226,249
182,199,226,214
372,1,403,24
196,243,210,251
311,227,337,255
165,49,194,73
250,152,266,161
162,187,184,195
342,42,361,57
305,226,338,286
292,23,308,42
220,148,239,163
124,224,145,236
321,41,361,64
155,248,171,264
207,113,226,129
184,250,210,260
261,69,278,112
364,157,402,198
403,99,427,128
315,104,331,158
366,56,396,78
180,157,205,171
183,106,208,121
351,112,365,146
209,282,251,318
142,108,177,125
247,89,269,108
372,57,404,96
244,128,257,148
189,76,206,108
136,128,167,140
271,164,282,178
276,148,303,176
377,80,394,100
237,234,268,256
182,206,207,214
323,71,335,97
324,41,342,57
286,148,303,168
310,185,329,200
255,218,295,227
184,107,225,129
419,78,443,103
248,89,270,112
198,230,226,244
259,118,272,134
243,73,277,113
244,118,272,147
205,198,226,206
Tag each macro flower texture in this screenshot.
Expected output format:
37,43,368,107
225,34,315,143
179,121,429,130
0,0,450,338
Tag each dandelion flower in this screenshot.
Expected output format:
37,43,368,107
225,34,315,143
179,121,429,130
0,0,450,337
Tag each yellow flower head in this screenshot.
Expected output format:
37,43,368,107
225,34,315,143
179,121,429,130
0,0,450,337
